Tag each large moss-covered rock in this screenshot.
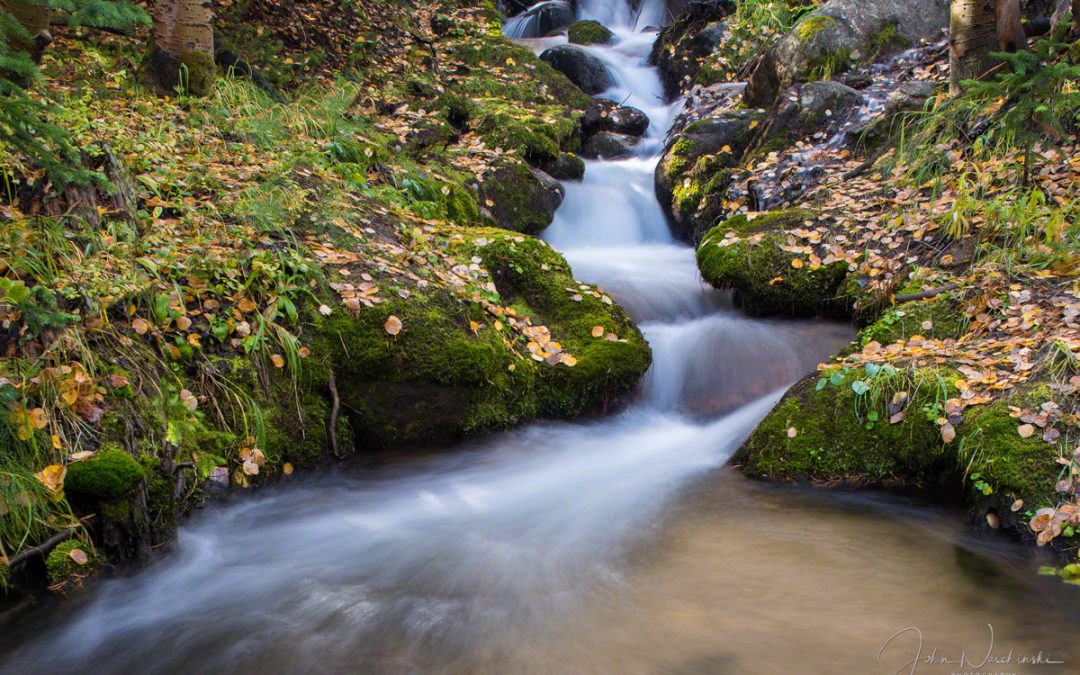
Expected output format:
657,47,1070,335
473,103,581,165
744,0,947,107
656,109,766,242
568,20,614,46
696,210,852,316
479,161,564,234
738,370,1064,532
314,228,650,447
737,366,954,484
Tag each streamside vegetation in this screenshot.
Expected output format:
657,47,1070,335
0,0,651,594
677,0,1080,572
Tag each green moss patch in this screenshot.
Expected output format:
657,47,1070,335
738,369,1066,523
46,540,102,585
568,20,614,46
65,446,146,500
859,295,969,345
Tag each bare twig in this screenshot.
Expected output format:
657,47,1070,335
327,373,343,460
896,282,959,304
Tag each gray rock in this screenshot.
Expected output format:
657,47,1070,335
650,1,735,99
540,45,613,95
582,99,650,137
502,1,574,39
582,132,639,159
756,81,864,150
835,71,874,89
885,80,937,115
744,0,948,107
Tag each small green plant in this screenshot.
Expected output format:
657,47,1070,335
969,471,994,496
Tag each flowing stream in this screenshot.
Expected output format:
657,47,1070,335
3,3,1080,673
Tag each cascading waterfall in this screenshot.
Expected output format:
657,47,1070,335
5,3,1072,673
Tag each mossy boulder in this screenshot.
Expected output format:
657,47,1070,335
737,365,957,485
478,161,564,235
744,0,946,107
568,20,614,46
738,369,1065,533
474,102,580,165
45,540,103,586
656,109,766,243
65,446,146,500
313,228,650,447
539,152,586,181
696,210,852,317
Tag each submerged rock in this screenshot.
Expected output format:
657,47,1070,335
744,0,948,107
582,131,639,159
540,44,613,95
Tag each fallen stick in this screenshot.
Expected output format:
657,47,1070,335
895,282,959,303
8,528,76,569
328,373,343,460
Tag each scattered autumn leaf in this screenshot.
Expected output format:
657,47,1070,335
384,315,403,335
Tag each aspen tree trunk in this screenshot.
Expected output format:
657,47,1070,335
995,0,1026,52
950,0,1000,93
154,0,213,57
145,0,215,96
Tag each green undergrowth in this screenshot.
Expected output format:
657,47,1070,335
0,0,616,586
